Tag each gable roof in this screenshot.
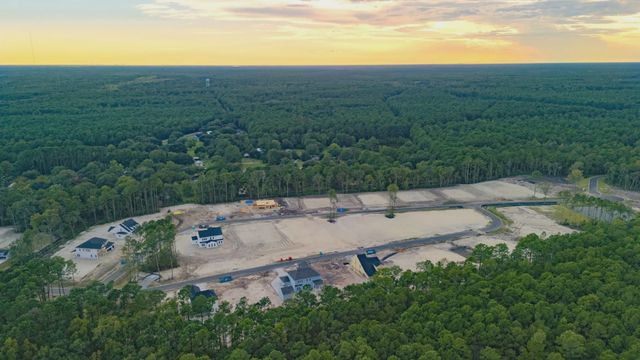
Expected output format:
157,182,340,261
356,254,381,277
77,237,108,250
121,219,140,232
198,227,222,238
288,266,320,281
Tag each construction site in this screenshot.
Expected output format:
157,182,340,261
57,177,574,293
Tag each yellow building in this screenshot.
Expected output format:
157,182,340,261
254,199,279,210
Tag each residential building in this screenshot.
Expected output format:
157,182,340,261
108,218,140,239
188,285,217,301
351,254,382,278
254,199,279,210
75,237,114,260
191,226,224,248
272,265,323,300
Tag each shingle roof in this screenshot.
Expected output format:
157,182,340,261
281,286,294,296
77,237,108,250
288,266,320,281
198,227,222,238
121,219,140,232
356,254,381,277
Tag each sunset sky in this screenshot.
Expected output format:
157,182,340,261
2,0,639,65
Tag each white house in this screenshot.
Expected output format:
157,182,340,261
191,226,224,248
271,265,323,300
75,237,114,260
108,218,140,239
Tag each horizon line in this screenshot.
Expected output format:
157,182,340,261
2,61,640,68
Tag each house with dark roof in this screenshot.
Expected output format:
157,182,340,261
191,226,224,248
271,265,323,300
108,218,140,239
75,237,114,260
188,285,217,301
351,254,382,278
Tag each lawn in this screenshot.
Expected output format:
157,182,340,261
241,158,266,170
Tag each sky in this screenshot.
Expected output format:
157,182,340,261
1,0,639,65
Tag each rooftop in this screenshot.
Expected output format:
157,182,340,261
121,219,140,232
356,254,381,277
76,237,108,250
198,226,223,238
288,266,320,281
281,286,295,296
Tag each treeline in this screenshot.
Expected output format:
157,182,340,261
559,192,633,222
3,220,640,358
2,65,640,251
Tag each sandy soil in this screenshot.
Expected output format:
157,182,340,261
302,197,331,209
500,206,574,238
397,190,440,203
315,258,368,289
173,208,489,279
453,235,519,252
209,273,282,307
357,193,390,208
0,227,20,249
469,180,539,199
385,243,466,271
440,187,479,202
300,194,361,211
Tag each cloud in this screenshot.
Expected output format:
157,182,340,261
135,0,640,49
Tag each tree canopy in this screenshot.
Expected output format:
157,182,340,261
2,219,640,358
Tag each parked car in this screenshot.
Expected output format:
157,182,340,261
219,275,233,283
366,249,377,255
215,215,226,222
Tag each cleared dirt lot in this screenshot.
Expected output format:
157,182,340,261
174,208,489,279
384,243,466,271
290,179,542,212
440,188,479,202
383,206,572,272
208,273,283,307
357,193,390,208
469,181,539,199
397,190,440,203
298,194,362,211
500,206,574,238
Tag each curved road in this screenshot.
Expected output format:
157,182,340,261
151,199,557,292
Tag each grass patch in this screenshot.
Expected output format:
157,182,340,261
486,207,513,226
534,205,589,228
577,178,589,191
241,158,266,170
597,178,611,194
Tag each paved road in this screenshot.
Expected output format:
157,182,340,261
151,199,556,292
588,176,624,202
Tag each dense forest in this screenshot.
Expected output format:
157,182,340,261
2,220,640,359
2,64,640,251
